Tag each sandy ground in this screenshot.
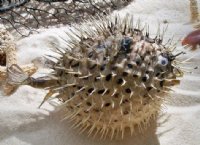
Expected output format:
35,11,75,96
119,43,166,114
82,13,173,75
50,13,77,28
0,0,200,145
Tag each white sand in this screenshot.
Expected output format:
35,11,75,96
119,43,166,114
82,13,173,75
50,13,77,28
0,0,200,145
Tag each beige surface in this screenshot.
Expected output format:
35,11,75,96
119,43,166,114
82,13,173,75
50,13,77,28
0,0,200,145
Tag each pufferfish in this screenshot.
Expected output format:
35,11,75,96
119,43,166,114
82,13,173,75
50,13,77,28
7,15,184,139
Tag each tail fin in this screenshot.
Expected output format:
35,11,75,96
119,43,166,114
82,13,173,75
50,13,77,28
2,64,30,95
7,64,30,85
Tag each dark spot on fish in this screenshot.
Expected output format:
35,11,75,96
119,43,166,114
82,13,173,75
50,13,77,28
160,80,164,88
156,72,160,77
98,89,105,94
125,88,131,94
100,64,106,71
122,71,128,77
77,86,83,90
117,78,123,84
74,74,79,77
136,60,141,65
105,74,112,81
105,103,110,107
114,93,119,98
146,71,149,74
147,87,153,91
88,52,93,58
142,76,147,82
88,88,94,94
69,106,73,109
84,110,89,113
127,63,133,68
83,77,89,80
122,99,129,103
133,74,138,78
105,89,110,95
86,102,92,106
143,94,148,98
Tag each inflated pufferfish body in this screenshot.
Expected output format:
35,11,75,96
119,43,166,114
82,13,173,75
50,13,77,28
8,16,182,139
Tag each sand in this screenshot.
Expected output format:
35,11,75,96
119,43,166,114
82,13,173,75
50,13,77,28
0,0,200,145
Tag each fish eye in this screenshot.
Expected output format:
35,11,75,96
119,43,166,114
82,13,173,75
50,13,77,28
158,55,168,66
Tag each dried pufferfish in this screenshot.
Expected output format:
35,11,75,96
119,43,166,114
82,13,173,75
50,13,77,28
0,0,133,37
0,28,37,95
8,16,183,139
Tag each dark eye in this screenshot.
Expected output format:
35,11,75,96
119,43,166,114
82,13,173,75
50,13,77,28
158,56,168,66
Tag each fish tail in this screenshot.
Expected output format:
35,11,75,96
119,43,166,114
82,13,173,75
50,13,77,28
2,64,31,95
7,64,31,86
